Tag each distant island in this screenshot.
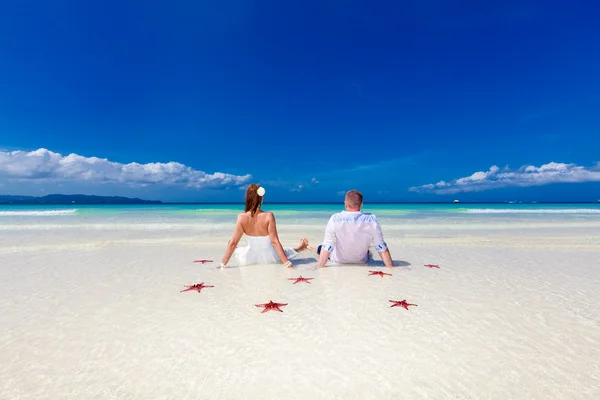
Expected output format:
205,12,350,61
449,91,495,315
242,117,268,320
0,194,162,205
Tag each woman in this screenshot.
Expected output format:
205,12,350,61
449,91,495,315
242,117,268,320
218,184,308,268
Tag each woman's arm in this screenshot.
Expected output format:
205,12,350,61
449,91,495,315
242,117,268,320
219,215,244,267
267,213,293,267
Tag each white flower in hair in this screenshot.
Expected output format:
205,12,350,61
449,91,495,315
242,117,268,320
257,186,266,196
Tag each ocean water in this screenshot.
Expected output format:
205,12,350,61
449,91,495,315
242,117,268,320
2,202,599,214
1,202,600,226
2,203,600,399
2,202,599,250
2,203,599,399
4,241,600,400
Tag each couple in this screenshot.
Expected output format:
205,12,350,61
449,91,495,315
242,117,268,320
218,184,394,268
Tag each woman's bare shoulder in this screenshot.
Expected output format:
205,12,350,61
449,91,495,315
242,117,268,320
261,211,275,220
252,211,274,225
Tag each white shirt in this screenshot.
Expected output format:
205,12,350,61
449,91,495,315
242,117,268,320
321,211,388,264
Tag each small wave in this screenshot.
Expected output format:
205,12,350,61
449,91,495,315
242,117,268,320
466,208,600,214
0,209,78,216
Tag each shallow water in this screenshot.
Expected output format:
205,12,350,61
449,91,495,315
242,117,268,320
1,204,599,399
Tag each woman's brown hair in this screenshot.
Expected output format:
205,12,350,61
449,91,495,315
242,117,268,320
244,184,263,216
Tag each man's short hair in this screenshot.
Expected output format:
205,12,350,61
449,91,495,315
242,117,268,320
345,190,363,208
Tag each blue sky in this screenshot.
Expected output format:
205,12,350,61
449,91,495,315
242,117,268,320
0,0,599,202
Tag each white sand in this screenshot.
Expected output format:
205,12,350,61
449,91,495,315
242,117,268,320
1,221,600,399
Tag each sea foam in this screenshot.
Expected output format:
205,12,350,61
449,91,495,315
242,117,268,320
0,209,78,216
466,208,600,214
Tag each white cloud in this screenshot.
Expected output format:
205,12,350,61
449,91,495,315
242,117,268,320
409,161,600,194
311,177,319,184
290,184,304,192
0,148,251,189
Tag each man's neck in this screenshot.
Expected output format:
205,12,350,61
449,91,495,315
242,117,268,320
345,208,361,213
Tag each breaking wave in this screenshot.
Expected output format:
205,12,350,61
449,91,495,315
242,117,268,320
466,208,600,214
0,209,78,216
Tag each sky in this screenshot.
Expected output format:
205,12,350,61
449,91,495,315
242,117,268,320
0,0,599,202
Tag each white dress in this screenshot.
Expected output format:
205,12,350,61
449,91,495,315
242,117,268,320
234,236,299,266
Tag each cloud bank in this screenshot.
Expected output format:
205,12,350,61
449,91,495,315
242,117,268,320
0,148,251,189
409,161,600,194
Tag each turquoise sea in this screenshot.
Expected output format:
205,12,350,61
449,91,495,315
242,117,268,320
2,201,599,261
1,202,600,217
1,203,599,230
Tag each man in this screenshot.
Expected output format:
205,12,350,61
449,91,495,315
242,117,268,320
314,190,394,268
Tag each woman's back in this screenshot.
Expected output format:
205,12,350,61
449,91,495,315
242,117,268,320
238,210,271,237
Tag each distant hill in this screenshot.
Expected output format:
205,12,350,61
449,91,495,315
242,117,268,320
0,194,162,205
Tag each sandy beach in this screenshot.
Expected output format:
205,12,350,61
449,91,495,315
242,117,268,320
1,210,600,400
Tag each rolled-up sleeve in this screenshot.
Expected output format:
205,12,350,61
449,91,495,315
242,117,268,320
321,216,336,252
372,218,388,252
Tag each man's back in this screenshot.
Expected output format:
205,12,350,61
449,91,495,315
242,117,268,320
321,211,388,264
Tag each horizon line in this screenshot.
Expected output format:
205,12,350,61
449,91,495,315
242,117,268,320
2,201,600,205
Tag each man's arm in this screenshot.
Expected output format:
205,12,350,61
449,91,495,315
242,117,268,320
316,216,336,268
316,248,330,268
373,218,394,267
378,248,394,268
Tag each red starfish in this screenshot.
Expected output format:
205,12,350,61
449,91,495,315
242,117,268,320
193,259,213,264
180,282,214,293
389,299,418,310
288,275,314,284
255,300,288,313
368,270,392,277
424,264,440,268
